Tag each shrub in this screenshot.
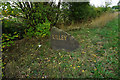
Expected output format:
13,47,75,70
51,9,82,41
2,32,19,51
25,18,51,38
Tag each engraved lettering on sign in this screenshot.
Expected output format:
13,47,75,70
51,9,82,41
55,35,58,40
52,34,67,40
59,35,61,40
64,35,67,40
61,35,64,40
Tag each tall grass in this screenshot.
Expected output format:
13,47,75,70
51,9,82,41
88,12,118,28
64,12,118,31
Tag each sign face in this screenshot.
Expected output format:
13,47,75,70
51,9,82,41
50,27,79,51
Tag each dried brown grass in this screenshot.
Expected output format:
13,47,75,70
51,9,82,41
62,12,118,31
88,12,118,28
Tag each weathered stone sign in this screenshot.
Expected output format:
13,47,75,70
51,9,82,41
50,27,79,51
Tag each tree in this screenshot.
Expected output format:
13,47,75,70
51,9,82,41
68,2,94,21
112,6,119,9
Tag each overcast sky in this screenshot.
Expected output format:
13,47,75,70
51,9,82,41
90,0,119,7
1,0,119,8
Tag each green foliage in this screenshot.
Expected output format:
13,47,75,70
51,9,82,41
35,19,51,38
2,2,57,38
68,2,91,21
112,5,119,11
2,2,56,49
55,2,71,26
2,19,24,50
2,19,26,37
2,32,19,50
60,2,114,25
25,18,51,38
2,2,22,18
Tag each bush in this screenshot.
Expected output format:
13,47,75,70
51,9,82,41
25,18,51,38
2,19,26,38
2,32,19,50
2,19,24,50
1,2,53,50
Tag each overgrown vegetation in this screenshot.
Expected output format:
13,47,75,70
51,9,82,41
64,12,118,31
1,1,119,78
2,15,118,78
2,2,59,49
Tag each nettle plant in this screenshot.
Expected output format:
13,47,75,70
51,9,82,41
35,19,51,38
23,3,52,38
25,18,51,38
2,32,19,50
1,2,22,51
